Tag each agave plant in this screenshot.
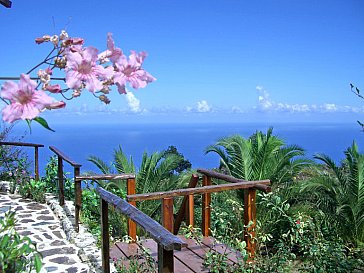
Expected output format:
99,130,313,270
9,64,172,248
301,142,364,246
205,128,309,187
88,145,190,219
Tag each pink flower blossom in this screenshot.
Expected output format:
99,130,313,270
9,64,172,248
1,74,55,122
65,46,113,92
98,33,123,63
113,51,156,94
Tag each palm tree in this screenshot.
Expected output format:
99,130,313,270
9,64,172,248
300,142,364,246
88,145,190,219
205,128,308,187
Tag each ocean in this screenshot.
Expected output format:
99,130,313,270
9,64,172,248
10,122,364,176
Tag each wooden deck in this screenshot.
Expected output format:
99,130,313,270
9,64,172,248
110,235,242,272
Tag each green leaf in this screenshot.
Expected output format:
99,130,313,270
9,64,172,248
26,119,32,134
34,254,42,273
33,117,55,132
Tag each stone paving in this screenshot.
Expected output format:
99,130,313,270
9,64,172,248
0,181,116,273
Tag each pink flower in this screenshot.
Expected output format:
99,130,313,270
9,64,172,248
1,74,55,122
65,46,113,92
113,51,156,94
98,33,123,63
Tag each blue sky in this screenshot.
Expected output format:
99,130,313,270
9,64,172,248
1,0,364,124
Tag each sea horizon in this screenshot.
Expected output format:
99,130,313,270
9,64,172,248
7,120,364,177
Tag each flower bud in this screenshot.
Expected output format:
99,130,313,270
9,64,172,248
46,84,62,93
60,30,69,40
47,101,66,110
50,35,59,46
72,90,81,98
99,95,111,104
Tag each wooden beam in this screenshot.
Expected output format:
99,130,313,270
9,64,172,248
100,198,110,273
57,156,64,206
0,141,44,148
202,175,211,236
173,174,199,234
75,173,135,181
159,198,175,272
74,166,81,232
127,179,270,202
50,146,81,168
197,169,271,192
0,0,11,8
127,178,137,242
96,187,187,251
244,188,257,259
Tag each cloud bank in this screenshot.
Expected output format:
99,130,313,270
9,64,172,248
255,86,364,113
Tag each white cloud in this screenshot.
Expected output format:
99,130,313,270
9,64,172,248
125,91,142,113
197,100,211,113
255,86,363,113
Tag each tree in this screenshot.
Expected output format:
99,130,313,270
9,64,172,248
300,142,364,246
88,146,190,219
205,128,308,187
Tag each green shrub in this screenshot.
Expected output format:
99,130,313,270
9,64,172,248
0,211,42,273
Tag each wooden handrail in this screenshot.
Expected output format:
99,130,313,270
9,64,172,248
0,141,44,180
75,173,135,181
49,146,82,232
126,179,270,202
97,187,186,273
97,187,187,250
49,146,81,167
0,141,44,148
197,168,271,192
75,173,137,241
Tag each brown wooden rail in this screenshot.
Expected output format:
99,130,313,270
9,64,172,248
49,146,82,231
75,173,137,240
0,141,44,180
97,187,187,273
126,169,271,259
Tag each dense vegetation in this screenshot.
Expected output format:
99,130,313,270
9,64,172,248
1,124,364,272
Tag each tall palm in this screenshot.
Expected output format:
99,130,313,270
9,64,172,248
88,146,188,219
205,128,308,186
301,142,364,246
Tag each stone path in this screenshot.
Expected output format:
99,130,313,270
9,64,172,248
0,182,114,273
0,191,90,273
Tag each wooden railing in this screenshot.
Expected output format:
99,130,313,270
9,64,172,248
0,141,44,180
49,146,82,232
97,187,187,273
126,169,271,259
75,174,137,239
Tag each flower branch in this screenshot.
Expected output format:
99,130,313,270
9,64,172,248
0,31,156,131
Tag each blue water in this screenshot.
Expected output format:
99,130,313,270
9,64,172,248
11,122,364,176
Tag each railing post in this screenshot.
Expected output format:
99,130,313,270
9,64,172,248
34,146,39,181
186,194,194,226
74,167,81,232
127,178,137,242
57,156,64,206
202,175,211,236
100,198,110,273
244,188,257,259
173,174,199,234
159,197,174,273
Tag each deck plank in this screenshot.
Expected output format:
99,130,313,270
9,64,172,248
141,239,195,273
110,236,240,272
201,236,242,264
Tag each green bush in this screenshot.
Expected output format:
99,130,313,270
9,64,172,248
0,211,42,273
